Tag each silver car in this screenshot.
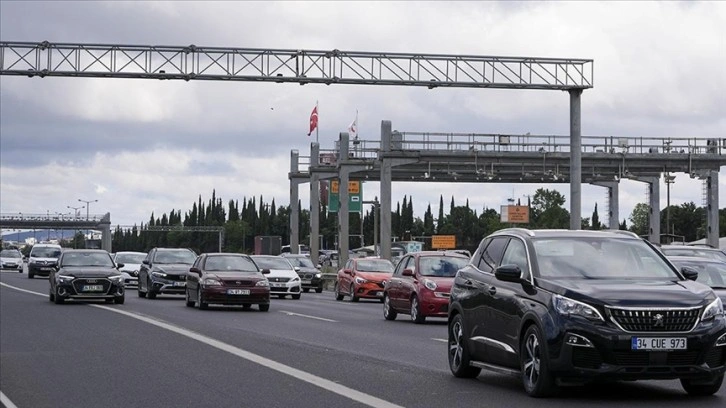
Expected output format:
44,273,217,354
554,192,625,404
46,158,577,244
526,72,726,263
112,251,147,288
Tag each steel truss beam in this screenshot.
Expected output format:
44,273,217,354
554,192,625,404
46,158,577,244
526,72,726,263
1,41,593,90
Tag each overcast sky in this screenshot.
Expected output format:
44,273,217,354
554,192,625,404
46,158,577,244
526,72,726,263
1,1,725,231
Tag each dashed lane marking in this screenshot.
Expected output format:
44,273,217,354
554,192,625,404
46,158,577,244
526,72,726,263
279,310,338,322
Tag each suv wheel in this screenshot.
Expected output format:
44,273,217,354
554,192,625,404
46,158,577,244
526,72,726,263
383,295,397,320
448,314,480,378
521,325,556,397
114,295,125,305
28,270,34,279
410,295,425,324
315,286,323,294
680,374,724,396
259,303,270,312
146,279,156,299
197,288,207,310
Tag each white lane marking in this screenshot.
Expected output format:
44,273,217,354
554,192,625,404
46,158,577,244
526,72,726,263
432,338,448,343
0,282,403,408
1,390,19,408
279,310,338,322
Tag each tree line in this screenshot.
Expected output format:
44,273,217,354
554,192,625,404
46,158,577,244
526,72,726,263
110,189,726,254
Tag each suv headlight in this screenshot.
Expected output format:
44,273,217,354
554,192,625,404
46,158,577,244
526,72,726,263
256,280,270,287
315,273,322,278
151,272,168,278
355,277,367,284
553,295,604,321
202,278,222,286
702,298,724,322
57,275,74,283
423,279,437,291
108,275,123,282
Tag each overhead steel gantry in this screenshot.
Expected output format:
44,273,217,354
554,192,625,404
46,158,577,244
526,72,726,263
0,213,113,251
1,40,593,261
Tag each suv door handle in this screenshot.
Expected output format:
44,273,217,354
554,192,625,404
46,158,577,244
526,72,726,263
488,286,497,295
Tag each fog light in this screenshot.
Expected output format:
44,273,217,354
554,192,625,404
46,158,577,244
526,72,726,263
717,333,726,347
566,333,594,348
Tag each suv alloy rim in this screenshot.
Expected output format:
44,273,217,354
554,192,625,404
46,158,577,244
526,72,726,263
450,320,464,370
523,332,540,387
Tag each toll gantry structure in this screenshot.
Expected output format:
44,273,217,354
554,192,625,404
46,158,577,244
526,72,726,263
290,126,725,266
0,213,113,250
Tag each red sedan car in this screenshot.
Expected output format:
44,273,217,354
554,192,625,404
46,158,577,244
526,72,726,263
185,253,271,311
335,257,394,302
383,251,469,323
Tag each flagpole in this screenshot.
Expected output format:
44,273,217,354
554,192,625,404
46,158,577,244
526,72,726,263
315,100,319,144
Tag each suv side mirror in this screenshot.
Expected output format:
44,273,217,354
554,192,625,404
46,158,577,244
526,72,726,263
681,266,699,281
343,269,353,275
294,267,301,272
494,264,522,283
261,268,271,275
142,260,150,265
402,268,414,277
116,263,125,269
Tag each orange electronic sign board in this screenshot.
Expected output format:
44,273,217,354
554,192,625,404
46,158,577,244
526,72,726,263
330,180,360,194
500,205,530,223
431,235,456,249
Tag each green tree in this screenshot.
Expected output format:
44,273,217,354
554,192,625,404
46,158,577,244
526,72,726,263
629,203,650,236
591,203,601,230
531,188,569,228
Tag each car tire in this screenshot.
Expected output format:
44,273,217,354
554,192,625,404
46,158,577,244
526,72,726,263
28,271,34,279
147,279,157,299
242,303,252,309
185,289,195,307
49,290,55,302
350,284,359,302
303,288,310,293
680,374,724,396
315,287,323,294
114,295,125,305
383,295,397,320
292,294,301,300
334,283,344,301
277,294,286,299
137,282,146,298
197,288,208,310
54,293,65,305
448,313,481,378
410,295,425,324
520,325,556,397
259,304,270,312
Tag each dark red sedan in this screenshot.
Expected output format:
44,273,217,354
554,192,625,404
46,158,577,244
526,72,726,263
383,251,469,323
185,253,271,311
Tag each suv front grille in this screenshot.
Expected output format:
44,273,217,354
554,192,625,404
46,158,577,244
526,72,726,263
607,307,700,332
572,348,602,369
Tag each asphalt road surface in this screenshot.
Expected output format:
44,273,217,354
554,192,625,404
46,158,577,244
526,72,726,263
1,269,724,408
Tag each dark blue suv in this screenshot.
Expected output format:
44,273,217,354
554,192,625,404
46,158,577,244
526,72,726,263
448,229,726,397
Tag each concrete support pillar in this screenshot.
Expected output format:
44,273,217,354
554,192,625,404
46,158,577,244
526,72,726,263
592,181,619,229
380,121,393,261
569,89,583,230
310,143,320,265
289,150,300,254
706,170,719,248
338,133,350,267
100,213,112,252
647,177,661,244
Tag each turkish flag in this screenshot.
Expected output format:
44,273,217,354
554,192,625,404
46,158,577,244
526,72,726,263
307,105,318,136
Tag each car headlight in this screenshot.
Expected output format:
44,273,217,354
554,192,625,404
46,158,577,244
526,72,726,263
202,278,222,286
256,280,269,287
702,298,724,321
553,295,604,321
290,276,300,282
423,279,437,291
315,273,322,278
58,275,74,283
355,277,367,284
108,275,123,282
151,271,167,278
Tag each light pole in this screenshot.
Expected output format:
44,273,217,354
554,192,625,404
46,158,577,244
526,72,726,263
664,173,676,243
68,205,84,248
78,198,98,220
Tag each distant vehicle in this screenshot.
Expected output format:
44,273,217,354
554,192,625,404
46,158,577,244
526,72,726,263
668,256,726,304
27,243,62,279
49,249,125,304
383,251,469,323
254,235,282,255
112,251,147,288
449,228,726,397
660,245,726,263
335,257,394,302
281,253,323,293
0,249,23,272
281,244,311,255
138,248,197,299
250,255,302,299
185,253,271,311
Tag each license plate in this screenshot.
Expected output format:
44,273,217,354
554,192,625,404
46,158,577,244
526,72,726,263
40,267,52,271
631,337,687,351
271,283,285,287
173,281,186,287
228,289,250,295
301,280,312,284
83,285,104,292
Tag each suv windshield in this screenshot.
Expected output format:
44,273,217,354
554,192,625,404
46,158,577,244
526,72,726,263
419,256,468,277
662,247,726,263
153,250,196,264
534,238,678,280
356,259,394,273
286,256,315,268
31,247,61,258
205,256,258,272
62,252,114,267
0,250,21,258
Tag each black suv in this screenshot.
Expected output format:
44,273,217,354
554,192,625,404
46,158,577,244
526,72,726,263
138,248,197,299
448,229,726,397
281,253,324,293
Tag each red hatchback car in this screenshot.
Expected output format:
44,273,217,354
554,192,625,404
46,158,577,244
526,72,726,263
383,251,469,323
335,257,394,302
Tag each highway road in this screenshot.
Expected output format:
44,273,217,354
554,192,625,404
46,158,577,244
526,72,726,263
1,269,724,408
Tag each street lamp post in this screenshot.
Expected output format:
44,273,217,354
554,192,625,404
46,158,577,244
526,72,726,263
68,205,84,248
78,198,98,221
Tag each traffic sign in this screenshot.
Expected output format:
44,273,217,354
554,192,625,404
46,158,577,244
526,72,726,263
431,235,456,249
328,180,362,213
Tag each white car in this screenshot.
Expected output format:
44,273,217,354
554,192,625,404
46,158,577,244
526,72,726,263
0,249,24,272
112,251,147,288
250,255,302,299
